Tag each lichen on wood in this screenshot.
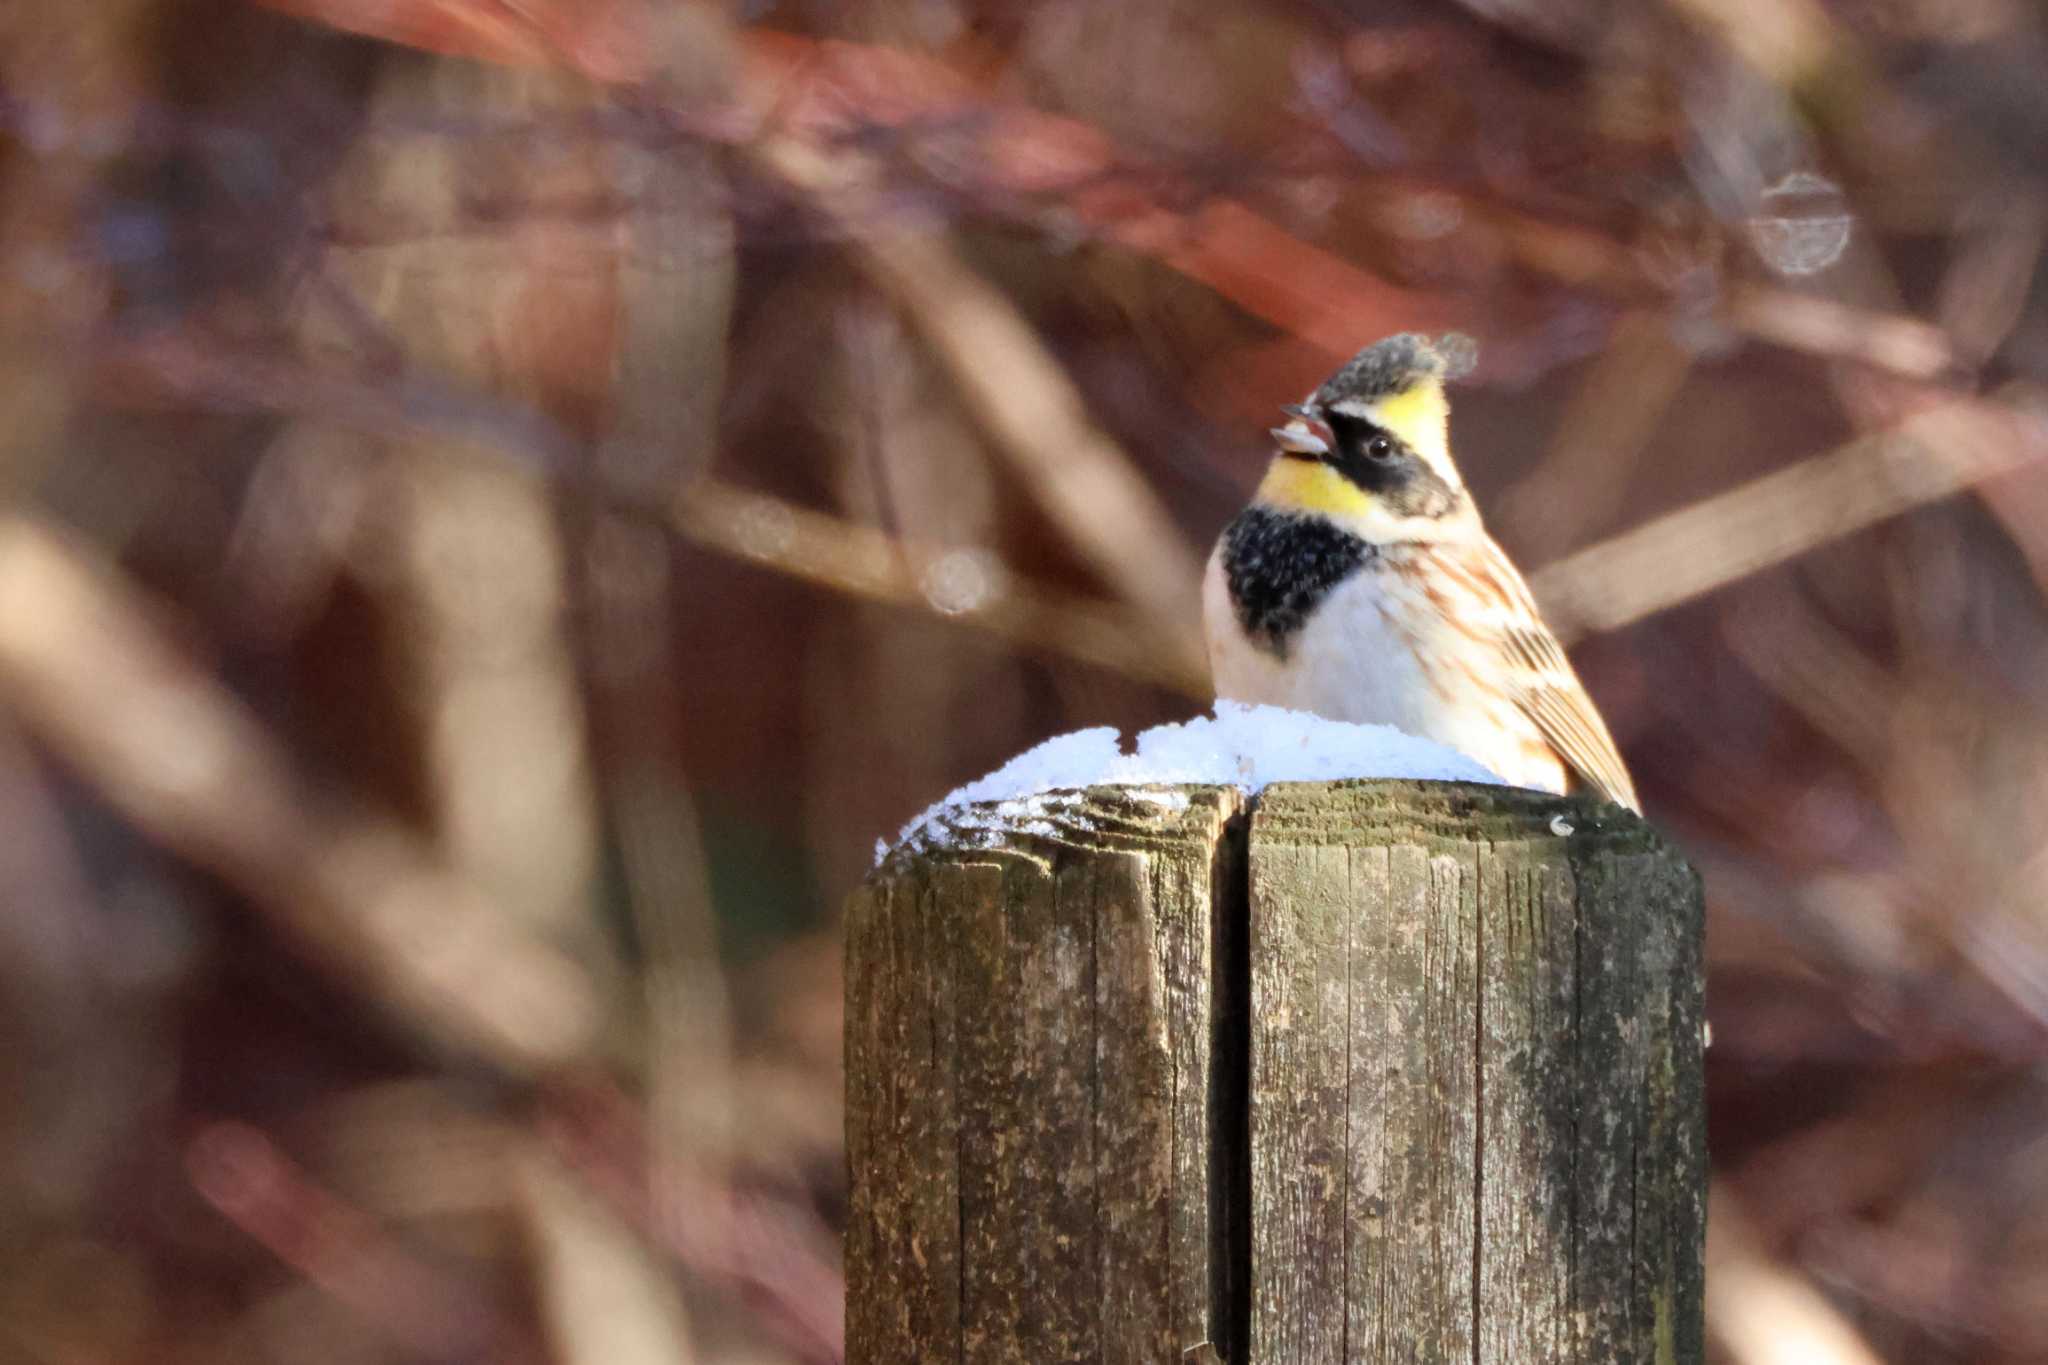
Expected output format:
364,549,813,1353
852,785,1247,1363
848,779,1704,1364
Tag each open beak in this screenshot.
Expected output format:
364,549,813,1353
1270,403,1330,457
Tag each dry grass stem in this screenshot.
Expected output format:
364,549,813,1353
1534,387,2048,641
673,475,1206,694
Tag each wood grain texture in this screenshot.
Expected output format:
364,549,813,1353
851,786,1247,1364
1248,780,1704,1365
849,779,1704,1364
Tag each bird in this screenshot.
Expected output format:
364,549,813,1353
1201,332,1640,811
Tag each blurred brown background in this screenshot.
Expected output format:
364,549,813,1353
5,0,2048,1360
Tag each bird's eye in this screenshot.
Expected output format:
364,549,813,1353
1365,434,1394,461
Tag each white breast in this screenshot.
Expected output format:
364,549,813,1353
1201,545,1567,794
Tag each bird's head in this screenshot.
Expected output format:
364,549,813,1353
1257,332,1479,541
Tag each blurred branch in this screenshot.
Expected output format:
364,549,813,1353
1726,288,1958,382
580,513,741,1191
111,330,1197,691
548,1083,845,1364
233,13,1963,390
737,34,1460,359
673,477,1205,695
186,1120,512,1359
1534,386,2048,641
752,131,1209,683
1976,460,2048,601
386,453,608,948
1707,1190,1886,1365
219,425,377,647
1934,188,2048,367
253,0,666,82
1734,1067,1983,1246
0,516,600,1074
1666,0,1840,93
615,766,736,1196
516,1145,699,1365
0,717,132,1220
102,327,577,470
1721,592,1899,772
320,60,625,970
735,35,1966,382
1498,310,1695,557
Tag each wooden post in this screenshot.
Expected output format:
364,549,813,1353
847,780,1705,1364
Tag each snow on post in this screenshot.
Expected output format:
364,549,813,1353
846,706,1706,1364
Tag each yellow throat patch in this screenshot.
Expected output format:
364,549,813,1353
1245,378,1458,523
1255,456,1376,519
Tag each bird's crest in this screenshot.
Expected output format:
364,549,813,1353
1312,332,1476,408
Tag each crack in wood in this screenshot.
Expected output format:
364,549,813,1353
847,780,1704,1364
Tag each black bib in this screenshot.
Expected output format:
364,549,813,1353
1221,507,1374,660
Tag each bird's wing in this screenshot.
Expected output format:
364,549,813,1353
1476,537,1641,812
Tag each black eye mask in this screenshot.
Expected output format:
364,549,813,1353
1320,410,1461,519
